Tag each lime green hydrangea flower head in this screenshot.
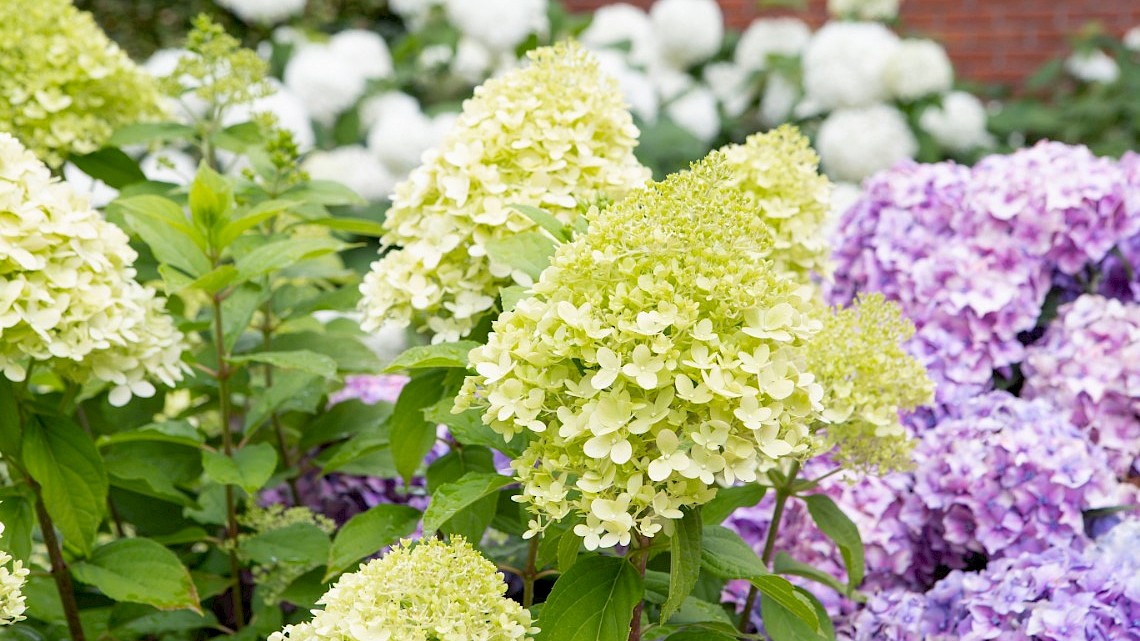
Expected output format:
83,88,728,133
808,294,933,473
268,537,537,641
0,0,166,167
0,522,28,626
720,125,833,283
0,133,186,405
359,41,650,343
456,153,843,549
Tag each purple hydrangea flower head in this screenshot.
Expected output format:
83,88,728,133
328,373,409,405
908,391,1125,578
1022,295,1140,478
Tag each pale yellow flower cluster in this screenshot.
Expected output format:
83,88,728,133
359,42,650,343
269,538,537,641
457,144,930,549
721,125,833,283
0,133,186,405
0,0,165,167
0,524,28,626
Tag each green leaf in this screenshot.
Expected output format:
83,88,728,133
0,378,22,456
668,596,735,626
221,283,268,353
485,230,555,281
211,122,262,152
183,265,238,296
0,490,34,562
283,180,367,206
104,442,200,508
557,527,581,573
300,217,388,237
509,204,571,242
760,588,833,641
270,332,381,374
239,523,330,566
70,148,147,189
245,371,325,434
702,483,766,525
22,415,107,556
188,162,233,239
383,341,479,372
228,350,338,379
299,399,392,450
71,538,200,612
661,507,702,623
803,494,865,591
499,285,529,313
108,122,195,147
425,447,498,543
535,555,644,641
216,200,298,249
233,237,348,282
201,443,277,495
390,371,447,484
751,577,820,634
423,401,525,457
117,196,211,277
421,472,513,535
772,552,847,597
699,525,768,581
325,505,421,579
665,630,736,641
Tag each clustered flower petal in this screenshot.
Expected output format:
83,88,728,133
457,144,927,549
269,537,537,641
0,0,166,167
359,42,650,342
1023,295,1140,477
0,522,28,626
0,133,186,405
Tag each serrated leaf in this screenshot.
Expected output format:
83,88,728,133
299,217,387,237
216,200,298,248
0,490,34,562
299,399,392,450
70,147,147,189
422,400,527,457
228,350,337,379
72,538,199,612
421,472,513,535
803,494,865,591
699,525,768,581
485,231,555,281
325,505,420,579
535,555,643,641
558,527,581,573
390,371,446,484
760,587,833,641
509,204,571,242
702,483,766,525
772,552,847,596
499,285,529,312
383,341,479,372
22,415,107,556
117,196,211,276
239,523,329,566
201,443,277,495
189,162,233,238
233,237,348,282
662,507,701,622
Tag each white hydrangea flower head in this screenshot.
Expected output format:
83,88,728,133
450,37,495,83
303,146,395,202
0,521,27,626
215,0,306,24
269,537,537,641
285,31,391,126
919,91,993,153
650,0,724,69
759,73,799,127
581,3,658,66
329,29,393,81
735,17,812,72
366,96,438,175
359,42,650,342
816,104,917,182
1125,26,1140,52
593,50,660,122
703,62,753,118
803,21,900,110
720,126,833,282
0,133,187,404
389,0,443,30
359,91,421,130
827,0,901,21
1065,49,1120,84
883,38,953,101
445,0,548,54
665,85,720,143
457,150,846,547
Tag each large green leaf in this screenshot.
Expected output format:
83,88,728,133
661,507,702,622
803,494,865,591
425,447,498,542
0,378,21,456
509,204,571,242
22,415,107,556
389,370,447,484
188,162,233,240
384,341,479,372
772,552,847,596
239,523,330,566
760,587,835,641
485,231,555,281
702,483,766,525
118,197,211,277
422,400,526,457
421,472,513,536
201,443,277,495
325,505,420,579
0,489,34,562
228,350,338,379
70,148,146,189
233,237,348,282
71,538,200,612
535,555,644,641
300,399,392,450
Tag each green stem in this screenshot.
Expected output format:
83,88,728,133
212,292,245,629
738,460,801,634
521,535,541,609
627,535,650,641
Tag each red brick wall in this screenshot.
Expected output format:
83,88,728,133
564,0,1140,86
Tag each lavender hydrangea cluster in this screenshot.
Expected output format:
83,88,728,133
906,392,1124,581
838,518,1140,641
828,142,1140,409
1022,295,1140,477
